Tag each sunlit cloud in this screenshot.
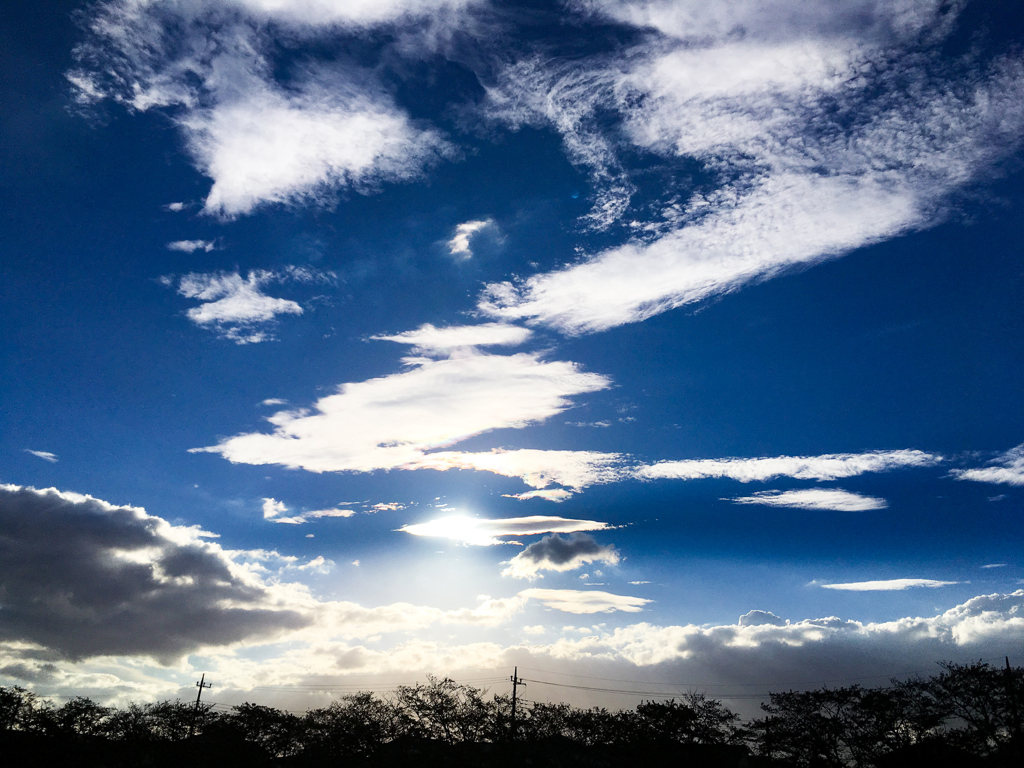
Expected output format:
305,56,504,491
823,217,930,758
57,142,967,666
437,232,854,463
503,489,576,503
731,489,887,512
637,449,939,483
480,2,1024,333
519,588,649,614
398,515,612,546
161,267,334,343
193,351,612,487
373,322,532,353
447,219,493,259
819,578,958,591
24,450,58,463
951,443,1024,486
166,239,216,253
69,1,463,217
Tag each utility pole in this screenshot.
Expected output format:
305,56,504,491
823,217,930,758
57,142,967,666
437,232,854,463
510,666,525,741
188,673,212,739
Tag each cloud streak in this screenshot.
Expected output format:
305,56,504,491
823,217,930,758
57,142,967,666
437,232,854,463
951,443,1024,487
820,578,959,591
399,515,612,546
637,449,939,483
731,489,888,512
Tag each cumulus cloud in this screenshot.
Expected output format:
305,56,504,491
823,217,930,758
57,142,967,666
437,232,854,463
951,443,1024,486
731,489,888,512
166,239,216,253
820,578,959,591
0,484,311,661
637,449,939,483
447,219,493,258
163,267,334,343
738,609,786,627
502,533,620,579
373,323,532,353
519,588,650,614
69,1,461,216
399,515,612,546
0,484,545,665
479,1,1024,333
24,450,58,463
193,350,613,489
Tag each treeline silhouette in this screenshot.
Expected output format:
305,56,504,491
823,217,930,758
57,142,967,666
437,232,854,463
1,660,1021,767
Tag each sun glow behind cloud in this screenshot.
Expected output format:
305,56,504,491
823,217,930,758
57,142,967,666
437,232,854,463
398,515,613,546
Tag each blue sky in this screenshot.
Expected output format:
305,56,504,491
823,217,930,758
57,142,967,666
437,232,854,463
2,0,1023,712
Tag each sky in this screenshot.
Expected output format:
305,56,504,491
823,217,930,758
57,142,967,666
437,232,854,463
1,0,1023,716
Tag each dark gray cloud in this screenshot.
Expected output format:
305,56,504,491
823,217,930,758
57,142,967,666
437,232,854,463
0,485,310,662
503,533,619,579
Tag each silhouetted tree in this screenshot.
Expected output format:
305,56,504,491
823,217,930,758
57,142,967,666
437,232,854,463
395,675,493,744
635,693,744,745
220,702,302,757
54,696,112,736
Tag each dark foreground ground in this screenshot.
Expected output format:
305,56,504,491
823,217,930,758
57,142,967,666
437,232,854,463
1,730,1008,768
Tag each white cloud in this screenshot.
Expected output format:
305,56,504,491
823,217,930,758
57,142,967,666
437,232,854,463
447,219,492,258
503,489,576,503
519,588,650,614
522,624,546,635
164,268,333,343
981,564,1007,569
408,448,630,491
306,508,357,519
637,449,938,483
731,489,888,512
70,1,461,217
820,579,958,591
261,398,288,406
951,443,1024,486
373,322,532,353
262,498,288,519
369,502,406,512
398,515,612,546
738,609,786,627
480,3,1024,333
24,450,58,463
502,533,620,579
166,239,216,253
164,202,186,212
193,351,612,486
225,0,476,27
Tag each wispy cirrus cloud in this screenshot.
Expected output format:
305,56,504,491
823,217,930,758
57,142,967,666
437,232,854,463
24,450,58,463
951,443,1024,486
637,449,939,483
166,239,216,253
69,1,465,217
479,1,1024,334
820,578,958,592
502,533,620,579
161,267,334,343
731,489,888,512
399,515,613,546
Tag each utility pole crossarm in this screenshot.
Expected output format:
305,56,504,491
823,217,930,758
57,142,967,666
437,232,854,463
188,673,213,739
510,666,525,741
